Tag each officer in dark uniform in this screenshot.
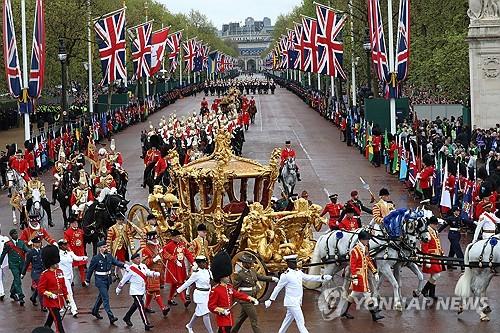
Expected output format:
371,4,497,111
438,206,473,271
86,240,127,324
21,236,45,308
231,253,278,333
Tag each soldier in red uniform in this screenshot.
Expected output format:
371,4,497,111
208,251,258,333
242,111,250,131
161,229,194,306
63,219,87,286
341,230,383,321
418,157,435,201
320,194,343,230
9,149,30,181
337,206,359,231
38,245,69,333
280,141,300,181
142,231,170,316
420,217,443,300
19,215,57,246
371,133,382,167
143,137,161,188
154,150,169,184
340,190,373,227
24,142,35,175
201,97,209,109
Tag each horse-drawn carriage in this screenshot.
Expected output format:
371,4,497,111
128,131,325,299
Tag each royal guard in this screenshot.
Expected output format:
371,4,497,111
420,217,444,300
70,170,94,218
337,206,359,231
142,231,170,316
9,149,30,181
19,215,56,247
189,224,214,264
24,141,35,175
106,212,136,276
107,139,124,171
38,245,69,333
24,171,54,227
161,229,194,306
417,156,435,201
320,194,343,230
52,146,69,204
341,231,383,321
280,141,301,181
201,97,209,109
154,149,169,183
63,218,87,285
372,188,395,225
209,251,258,333
94,160,116,197
242,110,250,131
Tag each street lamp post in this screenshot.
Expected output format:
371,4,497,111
58,39,68,124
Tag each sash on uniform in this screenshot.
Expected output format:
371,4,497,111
7,241,25,259
130,265,147,282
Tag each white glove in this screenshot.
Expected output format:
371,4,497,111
82,256,88,261
154,271,160,277
86,201,93,207
192,262,198,271
322,274,333,281
115,287,121,295
176,260,182,267
352,277,359,286
264,300,272,308
53,242,59,247
374,273,380,283
223,309,230,316
124,264,130,270
425,262,431,268
153,255,161,263
251,298,259,306
271,277,279,283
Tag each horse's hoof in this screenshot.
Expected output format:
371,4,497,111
480,314,490,322
483,306,492,314
412,290,420,298
395,303,403,312
457,306,463,315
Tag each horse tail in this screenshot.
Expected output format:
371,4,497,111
454,242,473,298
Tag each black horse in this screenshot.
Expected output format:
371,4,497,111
81,194,129,255
144,164,171,194
110,167,128,197
57,169,77,228
231,127,245,156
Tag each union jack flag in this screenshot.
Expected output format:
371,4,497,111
293,23,304,71
28,0,46,98
279,35,289,69
216,53,225,73
301,16,319,73
315,3,347,79
368,0,390,83
183,38,196,72
287,29,298,70
129,21,152,79
3,0,22,98
94,8,127,85
396,0,410,82
202,44,210,70
166,30,182,73
192,40,204,72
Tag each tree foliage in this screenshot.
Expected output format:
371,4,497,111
0,0,237,95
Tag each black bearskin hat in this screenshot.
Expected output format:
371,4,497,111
211,250,232,282
41,245,60,269
149,134,161,149
423,154,434,167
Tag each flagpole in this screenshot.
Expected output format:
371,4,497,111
330,76,334,97
122,1,128,87
87,0,94,114
308,72,311,87
317,73,321,90
349,0,356,108
145,0,149,98
21,0,30,141
387,0,396,134
179,44,183,86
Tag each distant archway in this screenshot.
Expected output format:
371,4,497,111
246,59,256,72
238,59,245,70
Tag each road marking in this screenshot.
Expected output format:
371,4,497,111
323,188,330,198
292,129,311,161
257,95,263,132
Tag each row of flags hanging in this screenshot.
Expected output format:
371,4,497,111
264,0,410,98
3,3,237,103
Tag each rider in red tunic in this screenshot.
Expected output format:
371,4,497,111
9,149,30,181
280,141,301,181
420,217,443,300
63,219,87,285
161,229,194,306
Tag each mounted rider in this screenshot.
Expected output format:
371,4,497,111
9,149,30,182
143,135,161,188
372,188,395,225
107,139,124,172
94,159,117,206
52,146,70,205
70,170,94,219
23,171,53,227
473,202,500,242
280,141,301,181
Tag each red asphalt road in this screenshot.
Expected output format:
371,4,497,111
1,79,499,332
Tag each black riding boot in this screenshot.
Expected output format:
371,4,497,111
43,199,54,227
369,303,384,321
297,172,301,181
428,283,438,300
341,301,354,319
421,281,432,297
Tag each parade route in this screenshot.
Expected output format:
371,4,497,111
1,86,499,333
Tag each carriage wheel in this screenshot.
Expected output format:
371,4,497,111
232,250,270,300
127,204,150,228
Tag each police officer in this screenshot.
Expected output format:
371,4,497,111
86,240,127,324
231,253,278,333
21,236,45,309
438,206,471,271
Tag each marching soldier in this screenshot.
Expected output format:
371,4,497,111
142,231,170,316
265,254,332,333
116,252,159,331
438,206,470,271
231,253,278,333
86,240,127,324
177,255,214,333
24,171,53,227
21,236,45,309
38,245,70,333
140,214,168,248
70,170,94,218
372,188,395,225
209,251,258,333
52,146,69,205
0,228,8,301
320,194,343,230
420,217,444,300
341,230,383,321
63,218,87,285
189,224,214,263
0,229,29,305
280,141,301,181
106,212,136,277
19,215,57,247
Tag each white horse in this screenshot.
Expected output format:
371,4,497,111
7,169,26,225
280,157,297,197
27,188,49,230
454,236,500,321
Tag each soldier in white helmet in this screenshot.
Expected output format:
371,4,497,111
51,146,69,205
70,170,94,219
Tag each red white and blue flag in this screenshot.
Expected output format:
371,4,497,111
293,23,304,71
396,0,410,82
94,8,127,85
202,44,210,70
315,3,347,79
166,30,182,73
301,16,319,73
149,26,170,76
3,0,22,98
28,0,46,98
368,0,390,83
129,21,153,79
216,52,225,73
182,38,196,72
